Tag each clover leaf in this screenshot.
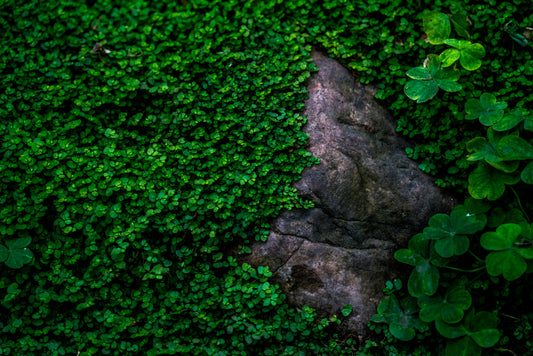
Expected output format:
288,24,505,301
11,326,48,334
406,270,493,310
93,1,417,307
440,39,485,71
372,294,427,341
468,163,520,201
341,304,353,317
418,285,472,324
492,109,525,131
465,93,507,126
405,55,462,103
395,234,440,297
481,223,533,281
423,11,451,45
436,310,500,356
497,134,533,161
521,161,533,184
466,130,519,173
423,208,485,258
0,237,33,269
450,13,470,39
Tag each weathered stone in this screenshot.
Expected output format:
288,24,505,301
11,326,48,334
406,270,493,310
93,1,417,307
239,50,456,337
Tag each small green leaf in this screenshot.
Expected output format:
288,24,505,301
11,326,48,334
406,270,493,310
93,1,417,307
423,11,451,44
341,304,353,317
442,39,485,71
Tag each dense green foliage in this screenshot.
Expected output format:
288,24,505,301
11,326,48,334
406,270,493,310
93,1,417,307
371,10,533,356
1,0,533,355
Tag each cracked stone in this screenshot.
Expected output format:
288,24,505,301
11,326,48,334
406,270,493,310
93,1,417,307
238,49,456,337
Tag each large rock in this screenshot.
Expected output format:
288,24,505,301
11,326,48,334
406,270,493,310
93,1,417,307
240,50,455,336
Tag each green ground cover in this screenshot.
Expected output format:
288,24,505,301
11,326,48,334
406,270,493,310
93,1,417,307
1,0,532,354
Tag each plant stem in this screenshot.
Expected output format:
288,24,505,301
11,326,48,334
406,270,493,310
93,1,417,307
510,186,530,223
467,250,484,263
443,266,485,273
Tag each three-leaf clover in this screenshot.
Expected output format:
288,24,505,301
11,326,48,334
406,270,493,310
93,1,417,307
440,39,486,71
394,234,440,297
404,55,462,103
371,294,428,341
423,208,485,258
465,93,507,126
481,223,533,281
0,237,34,269
418,285,472,324
436,310,501,356
466,129,520,173
468,163,520,201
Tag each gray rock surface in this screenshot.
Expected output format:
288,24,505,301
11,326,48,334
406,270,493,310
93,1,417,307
240,50,455,336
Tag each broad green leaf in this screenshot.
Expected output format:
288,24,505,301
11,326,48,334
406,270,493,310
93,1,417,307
436,318,467,338
521,161,533,184
468,164,520,201
492,109,525,131
408,259,440,297
406,67,432,80
524,116,533,132
481,223,533,280
465,93,507,126
424,209,484,257
1,237,33,269
497,135,533,161
442,39,485,70
440,48,461,67
446,337,482,356
395,234,440,297
423,11,451,44
469,330,501,348
404,80,439,103
450,13,470,39
0,245,8,263
419,286,472,323
466,136,519,173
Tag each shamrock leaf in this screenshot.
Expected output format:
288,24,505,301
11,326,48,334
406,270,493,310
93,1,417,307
0,237,33,269
440,39,485,71
521,161,533,184
481,223,533,281
468,163,520,201
423,208,485,258
492,109,525,131
497,134,533,161
465,93,507,126
405,55,462,103
372,294,427,341
423,11,451,44
467,136,519,173
450,13,470,39
418,285,472,324
341,304,352,317
437,309,500,356
395,234,440,297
